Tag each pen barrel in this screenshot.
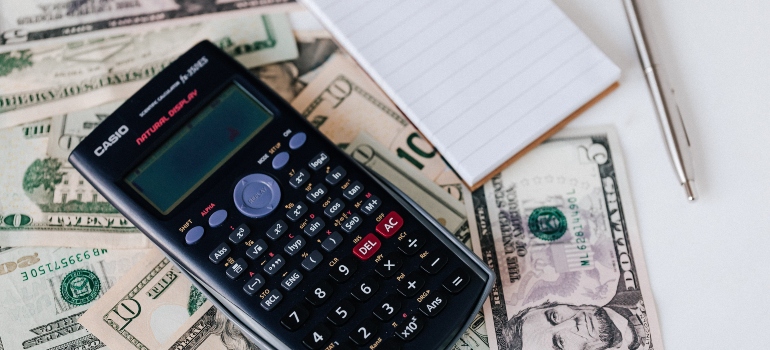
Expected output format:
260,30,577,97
624,0,696,196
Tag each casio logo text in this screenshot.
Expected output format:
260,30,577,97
94,125,129,157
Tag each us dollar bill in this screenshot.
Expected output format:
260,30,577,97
0,246,146,350
0,114,149,248
465,128,664,350
347,131,467,235
290,55,466,202
0,13,298,127
79,248,259,350
0,0,300,50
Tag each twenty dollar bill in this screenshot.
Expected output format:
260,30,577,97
466,128,664,350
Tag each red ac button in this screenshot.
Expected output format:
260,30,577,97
353,233,381,260
376,211,403,238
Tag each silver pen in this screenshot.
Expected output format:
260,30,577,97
622,0,697,201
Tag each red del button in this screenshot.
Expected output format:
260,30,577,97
353,233,381,260
376,211,403,238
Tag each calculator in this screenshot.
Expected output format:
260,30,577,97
70,41,494,350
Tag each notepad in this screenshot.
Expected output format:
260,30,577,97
300,0,620,189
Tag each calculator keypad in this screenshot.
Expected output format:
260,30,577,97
193,130,485,350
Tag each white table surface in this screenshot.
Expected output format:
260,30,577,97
551,0,770,348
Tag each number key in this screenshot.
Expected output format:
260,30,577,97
306,280,334,306
327,299,355,326
373,295,402,321
352,276,379,302
349,318,378,346
281,303,310,331
302,323,331,350
330,257,358,283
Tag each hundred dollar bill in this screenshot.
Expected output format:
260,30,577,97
0,13,298,127
0,246,146,350
290,55,466,202
465,128,664,350
347,131,466,234
80,248,259,350
0,114,150,248
0,0,300,50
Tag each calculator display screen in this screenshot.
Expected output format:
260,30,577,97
125,84,273,214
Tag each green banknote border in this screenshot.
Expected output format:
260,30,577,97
101,258,170,350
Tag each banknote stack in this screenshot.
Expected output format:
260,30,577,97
0,2,664,350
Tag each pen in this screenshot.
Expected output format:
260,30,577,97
622,0,697,201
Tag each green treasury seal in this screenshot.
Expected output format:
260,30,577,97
60,269,101,306
528,206,568,241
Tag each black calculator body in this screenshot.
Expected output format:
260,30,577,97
70,41,493,350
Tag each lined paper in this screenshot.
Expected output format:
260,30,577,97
301,0,620,187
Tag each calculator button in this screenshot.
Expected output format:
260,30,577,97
420,252,447,275
323,198,345,217
321,231,343,252
443,269,470,294
226,258,247,280
376,211,403,238
233,173,281,219
352,233,381,261
281,303,310,331
289,132,307,149
228,223,250,244
264,254,285,276
286,202,308,222
303,323,331,350
360,195,381,215
304,217,325,237
290,169,311,189
352,276,379,302
306,184,327,203
246,239,268,260
308,152,329,171
419,291,448,317
398,233,426,256
395,314,425,342
281,269,303,291
272,151,290,169
398,272,425,297
373,295,402,321
342,181,364,200
327,299,355,326
301,250,323,271
341,213,363,233
330,257,358,283
325,166,346,185
184,226,204,245
208,209,227,227
209,243,230,264
266,220,288,240
284,236,306,256
243,274,265,296
349,318,378,346
306,280,333,306
375,253,402,278
260,289,283,311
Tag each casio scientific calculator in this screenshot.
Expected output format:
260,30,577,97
70,41,494,350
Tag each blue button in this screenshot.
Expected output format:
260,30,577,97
185,226,204,245
289,132,306,149
234,173,281,219
272,152,289,169
208,209,227,227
